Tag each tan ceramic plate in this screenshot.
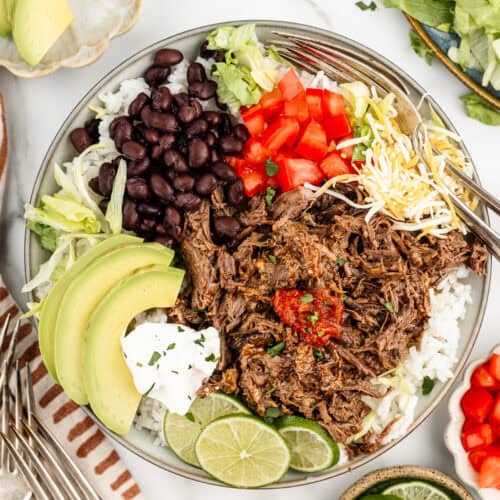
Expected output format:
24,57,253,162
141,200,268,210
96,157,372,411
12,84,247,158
340,466,473,499
24,20,491,489
0,0,142,78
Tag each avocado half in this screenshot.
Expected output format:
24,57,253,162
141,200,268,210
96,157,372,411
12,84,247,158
84,266,185,436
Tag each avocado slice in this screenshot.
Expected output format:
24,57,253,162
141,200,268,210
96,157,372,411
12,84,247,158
55,243,175,405
84,266,185,435
12,0,73,67
38,234,141,383
0,0,11,37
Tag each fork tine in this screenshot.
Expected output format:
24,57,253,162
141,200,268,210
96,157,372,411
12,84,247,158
0,313,10,352
0,320,20,389
13,361,22,455
0,432,50,500
0,360,9,470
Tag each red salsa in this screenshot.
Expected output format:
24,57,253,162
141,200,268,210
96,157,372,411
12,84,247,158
272,289,343,347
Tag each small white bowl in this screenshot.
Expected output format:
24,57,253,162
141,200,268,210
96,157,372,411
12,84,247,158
445,344,500,499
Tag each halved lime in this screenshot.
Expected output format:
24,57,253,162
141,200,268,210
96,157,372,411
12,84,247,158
195,414,290,488
275,415,339,472
383,481,450,500
164,393,250,467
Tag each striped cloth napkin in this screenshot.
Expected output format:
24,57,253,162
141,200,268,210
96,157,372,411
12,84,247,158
0,97,144,500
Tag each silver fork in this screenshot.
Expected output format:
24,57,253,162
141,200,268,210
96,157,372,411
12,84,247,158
270,31,500,259
0,318,100,500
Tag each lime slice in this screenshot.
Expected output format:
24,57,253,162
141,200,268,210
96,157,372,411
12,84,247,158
164,393,250,467
383,481,450,500
275,415,339,472
195,414,290,488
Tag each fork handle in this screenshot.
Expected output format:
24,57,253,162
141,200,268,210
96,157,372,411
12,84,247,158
450,192,500,261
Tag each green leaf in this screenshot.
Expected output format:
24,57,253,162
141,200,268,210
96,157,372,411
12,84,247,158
409,29,434,65
265,186,276,206
460,93,500,126
185,412,195,422
268,254,278,264
167,343,176,351
301,293,314,304
356,1,377,11
422,375,435,395
27,222,57,252
148,351,162,366
205,353,219,363
265,386,276,397
265,158,280,177
382,0,454,31
337,257,346,266
265,407,281,418
384,301,394,312
308,312,319,324
313,349,325,361
267,341,285,358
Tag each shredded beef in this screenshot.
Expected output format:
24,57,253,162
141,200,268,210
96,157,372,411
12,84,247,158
177,185,487,456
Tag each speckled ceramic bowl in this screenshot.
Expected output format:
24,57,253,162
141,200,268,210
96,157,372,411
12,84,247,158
0,0,142,78
24,20,491,488
340,465,473,499
446,345,500,499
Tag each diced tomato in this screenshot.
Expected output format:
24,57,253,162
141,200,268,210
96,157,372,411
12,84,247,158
469,446,500,472
461,387,495,424
319,152,354,179
283,92,310,123
259,87,283,119
261,116,300,153
243,137,270,165
231,158,266,197
295,121,328,161
278,69,305,101
489,395,500,426
324,114,352,140
322,89,345,117
336,133,354,161
306,88,324,121
489,353,500,382
461,423,495,451
479,456,500,489
462,420,477,433
241,105,266,137
276,157,324,191
472,364,499,390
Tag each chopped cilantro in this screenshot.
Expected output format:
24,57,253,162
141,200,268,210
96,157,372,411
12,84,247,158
337,257,346,266
167,343,176,351
268,254,278,264
265,386,276,397
313,349,325,361
265,186,276,206
136,362,143,368
409,29,434,66
301,293,314,304
171,370,179,375
185,412,195,422
265,158,280,177
422,376,435,395
177,326,185,332
148,351,162,366
205,353,219,363
194,333,206,347
265,407,281,418
188,364,193,370
384,301,394,313
308,312,319,324
317,330,325,337
191,307,206,313
355,0,376,11
267,341,285,358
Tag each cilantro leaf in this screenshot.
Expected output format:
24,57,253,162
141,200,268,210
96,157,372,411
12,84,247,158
148,351,162,366
356,1,376,11
301,293,314,304
267,341,285,358
265,158,280,177
265,407,281,418
409,29,434,65
384,301,394,313
265,186,276,206
422,376,435,395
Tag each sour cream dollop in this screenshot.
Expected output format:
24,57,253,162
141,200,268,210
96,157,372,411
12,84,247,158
121,322,220,415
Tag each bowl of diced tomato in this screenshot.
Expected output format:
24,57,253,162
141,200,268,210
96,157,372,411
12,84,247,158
445,346,500,498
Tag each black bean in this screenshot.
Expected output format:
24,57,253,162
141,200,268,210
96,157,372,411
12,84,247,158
139,218,157,238
227,180,246,207
173,92,190,107
154,236,175,248
122,141,147,161
166,168,177,181
212,161,237,181
99,199,109,213
210,149,222,163
156,223,168,235
144,128,160,144
126,177,150,200
70,128,93,153
186,118,208,138
215,96,228,111
178,104,198,124
219,135,243,155
144,65,170,87
133,123,147,142
98,163,117,197
187,62,207,84
127,157,151,177
164,206,182,227
205,131,217,148
219,113,233,135
214,216,241,239
150,111,179,133
154,48,183,67
234,124,251,143
188,138,209,168
150,144,162,160
151,86,173,112
174,192,202,212
137,202,162,218
204,111,221,127
109,116,129,138
84,118,101,143
173,175,195,192
191,99,203,118
189,80,217,100
159,134,176,151
123,199,140,230
195,173,218,195
128,92,149,118
168,224,183,241
88,177,101,195
110,118,133,149
163,149,189,173
149,173,175,202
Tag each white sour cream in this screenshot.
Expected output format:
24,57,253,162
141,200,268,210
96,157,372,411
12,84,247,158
121,322,220,415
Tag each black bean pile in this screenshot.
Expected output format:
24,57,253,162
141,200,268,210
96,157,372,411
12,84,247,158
70,46,250,248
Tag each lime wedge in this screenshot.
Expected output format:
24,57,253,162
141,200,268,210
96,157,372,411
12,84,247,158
164,393,250,467
383,481,450,500
276,415,339,472
195,414,290,488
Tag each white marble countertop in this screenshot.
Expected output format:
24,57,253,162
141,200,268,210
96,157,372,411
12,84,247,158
0,1,499,498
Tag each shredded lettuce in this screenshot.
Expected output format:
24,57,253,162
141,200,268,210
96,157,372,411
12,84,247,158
460,92,500,125
382,0,455,31
340,81,371,119
409,29,435,65
27,222,56,252
105,159,127,234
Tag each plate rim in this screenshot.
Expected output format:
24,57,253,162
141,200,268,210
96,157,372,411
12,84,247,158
406,15,500,111
23,19,492,489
